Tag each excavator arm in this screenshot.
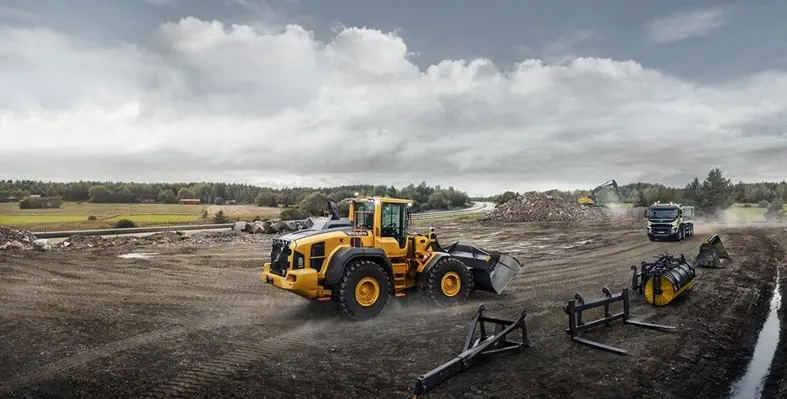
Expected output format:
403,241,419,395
579,179,620,205
589,179,619,202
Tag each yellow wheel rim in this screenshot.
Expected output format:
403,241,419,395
355,277,380,307
441,272,461,297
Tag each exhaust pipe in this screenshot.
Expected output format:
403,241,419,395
443,241,524,295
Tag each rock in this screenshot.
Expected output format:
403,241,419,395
262,221,277,234
274,221,290,232
0,240,24,251
252,221,265,234
284,221,299,231
33,239,51,251
234,221,249,232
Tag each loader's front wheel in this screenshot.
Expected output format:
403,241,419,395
423,257,473,306
335,259,391,320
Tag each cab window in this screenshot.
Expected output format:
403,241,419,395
381,202,406,247
353,202,374,230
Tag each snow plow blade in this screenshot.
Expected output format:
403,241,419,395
444,241,523,295
696,234,730,268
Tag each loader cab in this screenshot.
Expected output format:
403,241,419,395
347,196,413,251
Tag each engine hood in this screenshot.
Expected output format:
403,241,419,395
278,225,353,241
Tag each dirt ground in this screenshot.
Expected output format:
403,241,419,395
1,219,786,399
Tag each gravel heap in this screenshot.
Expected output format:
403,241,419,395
0,226,50,251
483,192,607,222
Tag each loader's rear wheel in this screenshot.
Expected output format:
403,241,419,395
423,257,473,306
335,259,391,320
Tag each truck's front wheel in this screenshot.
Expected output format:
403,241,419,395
335,259,391,320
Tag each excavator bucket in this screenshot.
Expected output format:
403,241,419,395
696,234,730,268
443,241,524,295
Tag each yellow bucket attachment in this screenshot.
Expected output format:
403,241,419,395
631,253,696,306
696,234,730,268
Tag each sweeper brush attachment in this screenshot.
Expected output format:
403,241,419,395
631,253,697,306
562,287,676,355
410,305,530,398
696,234,731,268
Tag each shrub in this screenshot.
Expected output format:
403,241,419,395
19,196,62,209
213,210,229,223
758,200,769,208
87,215,97,221
280,208,309,220
114,218,137,228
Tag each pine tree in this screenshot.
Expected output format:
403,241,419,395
696,168,734,216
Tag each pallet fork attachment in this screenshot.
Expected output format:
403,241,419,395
410,305,530,398
562,287,676,355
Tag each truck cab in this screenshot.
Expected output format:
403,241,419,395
646,202,694,241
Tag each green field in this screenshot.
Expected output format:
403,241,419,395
0,202,281,232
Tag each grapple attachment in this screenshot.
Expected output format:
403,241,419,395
443,241,524,295
696,234,730,268
631,253,696,306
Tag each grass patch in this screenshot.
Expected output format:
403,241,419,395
0,201,281,231
411,213,484,225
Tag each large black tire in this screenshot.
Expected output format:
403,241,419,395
335,259,391,320
420,257,474,306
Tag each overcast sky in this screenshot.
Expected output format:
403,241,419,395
1,0,786,196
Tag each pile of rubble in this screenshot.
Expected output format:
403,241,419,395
56,231,189,251
482,192,607,222
1,217,309,253
0,227,48,251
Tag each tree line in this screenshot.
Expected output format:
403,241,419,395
486,168,787,218
0,180,471,215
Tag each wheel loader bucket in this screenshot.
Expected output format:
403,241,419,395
443,241,523,295
696,234,730,268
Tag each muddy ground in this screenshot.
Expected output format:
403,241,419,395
1,219,786,399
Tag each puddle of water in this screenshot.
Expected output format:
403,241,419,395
729,268,782,399
118,252,159,259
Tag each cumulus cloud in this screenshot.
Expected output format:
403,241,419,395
646,8,728,43
1,17,786,195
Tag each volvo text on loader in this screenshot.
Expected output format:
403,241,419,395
260,196,524,320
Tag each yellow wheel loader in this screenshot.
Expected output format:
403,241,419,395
260,196,524,320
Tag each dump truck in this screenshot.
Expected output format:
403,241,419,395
646,201,694,241
260,195,524,320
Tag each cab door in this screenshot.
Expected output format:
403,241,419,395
376,201,409,258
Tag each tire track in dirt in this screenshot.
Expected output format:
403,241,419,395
141,320,334,399
0,310,278,395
